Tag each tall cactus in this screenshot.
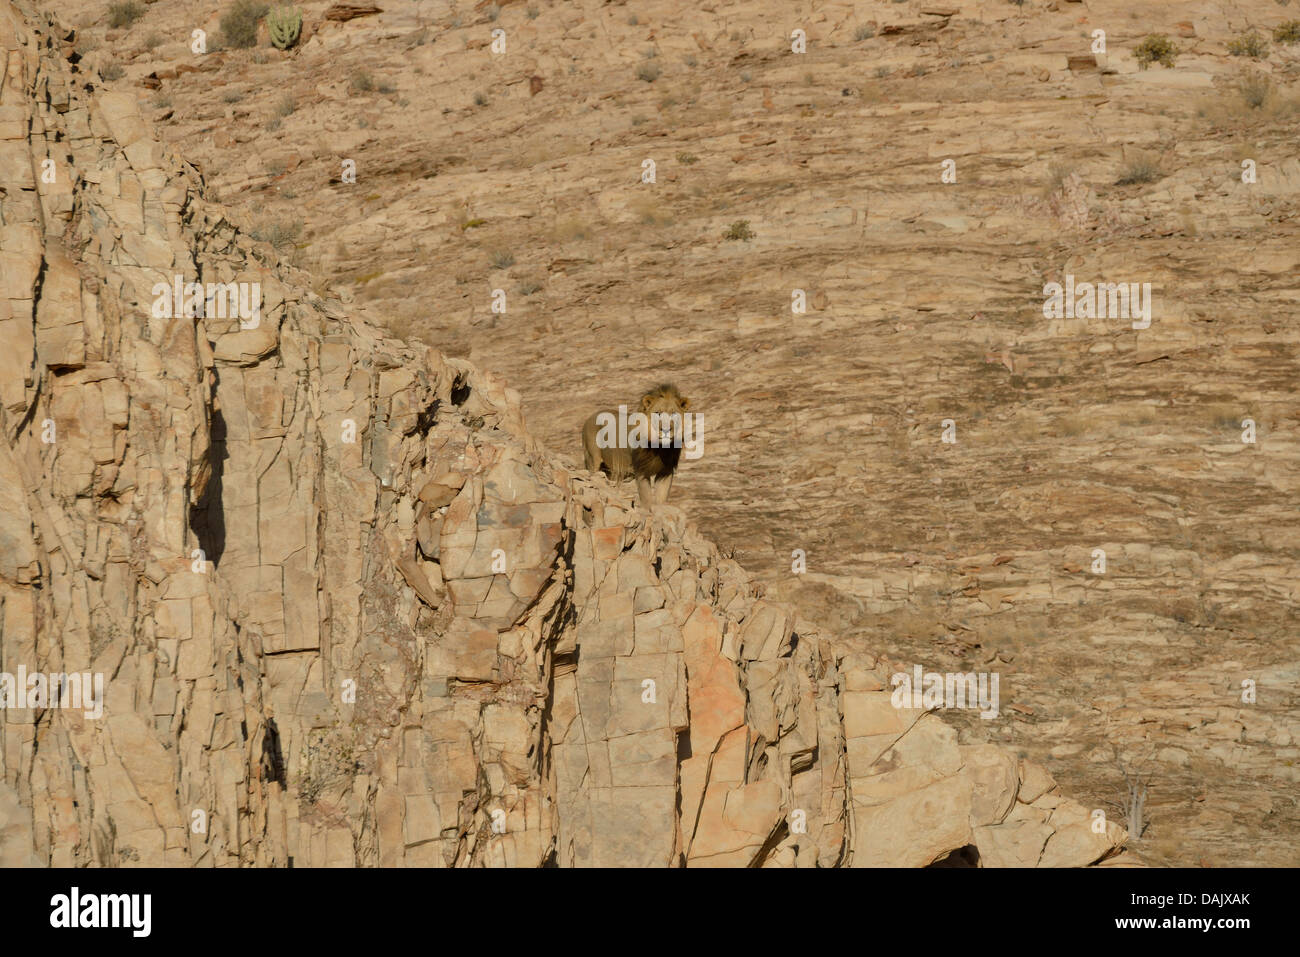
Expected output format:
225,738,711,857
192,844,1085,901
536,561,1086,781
268,6,302,50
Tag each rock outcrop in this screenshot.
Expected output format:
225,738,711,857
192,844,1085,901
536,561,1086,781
0,1,1127,867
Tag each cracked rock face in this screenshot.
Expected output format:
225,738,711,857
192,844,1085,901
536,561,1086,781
0,1,1127,867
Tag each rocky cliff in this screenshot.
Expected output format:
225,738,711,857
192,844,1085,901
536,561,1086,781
0,0,1128,866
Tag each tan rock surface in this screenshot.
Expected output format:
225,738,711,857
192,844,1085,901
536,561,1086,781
13,0,1296,867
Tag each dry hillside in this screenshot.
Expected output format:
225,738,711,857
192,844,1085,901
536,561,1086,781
15,0,1300,865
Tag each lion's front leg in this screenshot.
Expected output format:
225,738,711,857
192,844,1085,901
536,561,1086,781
654,472,673,504
636,475,656,508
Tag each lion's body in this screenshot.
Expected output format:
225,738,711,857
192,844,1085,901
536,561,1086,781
582,384,692,508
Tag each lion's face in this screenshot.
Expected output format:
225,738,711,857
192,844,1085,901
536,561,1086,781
640,387,692,447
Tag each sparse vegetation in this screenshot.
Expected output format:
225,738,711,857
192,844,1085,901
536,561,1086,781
1133,34,1178,69
631,198,672,226
460,218,486,231
1104,751,1153,844
723,220,755,242
222,89,244,103
220,0,269,50
107,1,145,30
486,3,501,22
630,114,647,126
489,250,515,269
676,152,699,165
518,280,543,296
635,61,661,83
473,90,488,106
251,219,303,249
1196,70,1296,126
1273,20,1300,44
1043,161,1077,195
350,70,374,93
100,60,125,81
855,24,876,41
526,5,539,19
1227,31,1269,58
553,218,589,242
275,93,295,117
299,728,357,807
1115,151,1164,186
142,32,163,51
151,92,172,109
1238,70,1274,109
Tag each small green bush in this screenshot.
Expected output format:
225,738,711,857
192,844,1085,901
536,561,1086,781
1273,21,1300,44
100,60,125,80
350,70,374,93
1134,34,1178,69
635,61,661,82
1227,32,1268,59
723,220,754,241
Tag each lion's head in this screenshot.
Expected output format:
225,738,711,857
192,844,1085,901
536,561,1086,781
639,384,692,448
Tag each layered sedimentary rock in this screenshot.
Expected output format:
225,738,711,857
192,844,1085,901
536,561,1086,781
0,1,1126,867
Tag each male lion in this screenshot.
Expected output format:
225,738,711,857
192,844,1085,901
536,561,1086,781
582,383,693,508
